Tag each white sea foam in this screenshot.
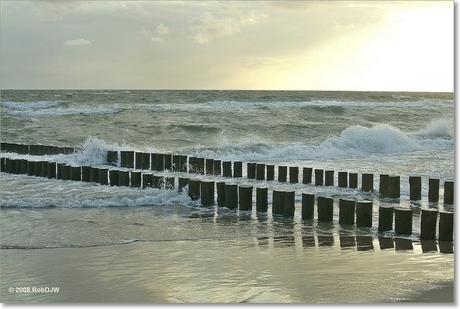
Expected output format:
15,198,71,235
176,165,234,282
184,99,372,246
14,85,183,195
1,100,63,109
7,107,122,117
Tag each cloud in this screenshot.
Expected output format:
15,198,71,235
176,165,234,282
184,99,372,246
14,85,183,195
156,23,170,36
63,38,91,46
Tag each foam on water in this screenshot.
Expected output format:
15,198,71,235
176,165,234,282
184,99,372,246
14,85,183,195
7,107,122,117
1,100,63,109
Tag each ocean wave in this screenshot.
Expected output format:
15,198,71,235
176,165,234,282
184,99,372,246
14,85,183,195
7,107,122,117
1,100,63,109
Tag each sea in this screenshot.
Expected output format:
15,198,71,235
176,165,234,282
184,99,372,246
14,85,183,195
0,89,455,303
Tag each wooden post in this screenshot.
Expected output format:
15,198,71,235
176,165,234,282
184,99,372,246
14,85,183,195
379,174,389,197
165,177,175,190
119,170,130,187
409,176,422,201
201,180,215,206
428,178,440,203
338,172,348,188
61,164,70,180
247,162,256,179
150,153,157,171
71,166,81,181
135,152,143,169
361,174,373,192
272,190,285,215
90,166,99,183
188,179,201,200
164,154,172,171
233,162,242,178
141,152,151,169
303,167,312,184
256,187,268,212
109,170,119,186
438,211,454,241
205,158,214,175
142,173,154,188
301,193,314,220
179,155,188,172
349,173,358,189
222,161,232,177
289,166,299,183
82,166,91,182
315,169,323,186
256,163,265,180
444,180,454,205
216,181,225,207
188,156,197,174
196,157,205,174
98,168,109,185
339,198,355,225
225,183,238,209
131,171,141,187
107,150,118,166
266,165,275,181
155,153,164,171
47,162,56,179
283,191,295,218
356,201,373,228
378,206,393,232
394,208,413,236
41,161,48,177
420,209,438,240
388,175,400,198
278,166,287,182
178,177,190,193
213,159,221,175
317,196,333,222
153,175,164,189
239,185,253,211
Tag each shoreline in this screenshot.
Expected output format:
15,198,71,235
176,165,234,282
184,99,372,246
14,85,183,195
398,281,454,303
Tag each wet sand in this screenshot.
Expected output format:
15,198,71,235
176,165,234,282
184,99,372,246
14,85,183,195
399,281,454,303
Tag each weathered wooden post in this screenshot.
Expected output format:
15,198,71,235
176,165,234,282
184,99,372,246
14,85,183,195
317,196,333,222
438,211,454,241
283,190,295,217
394,208,413,236
388,175,400,198
107,150,118,166
303,167,312,184
256,187,268,212
409,176,422,201
179,155,188,172
153,175,164,189
178,177,190,193
301,193,314,220
256,163,265,180
272,190,285,215
119,170,130,187
325,170,334,186
444,180,454,205
41,161,48,177
90,166,99,183
142,173,154,188
420,209,438,240
349,173,358,189
71,166,81,181
164,154,172,171
379,174,389,197
222,161,232,177
213,159,221,175
201,180,215,206
82,166,91,182
165,176,175,190
266,165,275,181
109,170,119,186
141,152,150,169
216,181,226,207
339,198,355,225
361,174,373,192
428,178,440,203
338,172,348,188
278,166,287,182
196,157,205,174
150,153,157,171
239,185,253,211
135,152,143,169
131,171,141,187
155,153,164,171
98,168,109,185
356,201,373,228
61,164,71,180
225,183,238,209
247,162,256,179
47,162,56,179
233,161,243,178
121,151,135,168
188,156,197,173
188,179,201,200
205,158,214,175
289,166,299,183
315,169,323,186
378,206,393,231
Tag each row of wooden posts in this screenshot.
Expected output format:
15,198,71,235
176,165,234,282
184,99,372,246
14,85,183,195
0,155,454,242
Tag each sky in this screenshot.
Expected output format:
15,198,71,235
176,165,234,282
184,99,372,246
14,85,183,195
0,1,454,91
